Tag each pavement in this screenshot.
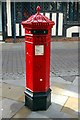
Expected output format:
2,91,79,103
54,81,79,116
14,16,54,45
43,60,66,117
0,41,80,119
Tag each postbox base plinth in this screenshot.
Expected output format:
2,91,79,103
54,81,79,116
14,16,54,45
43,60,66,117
24,88,51,111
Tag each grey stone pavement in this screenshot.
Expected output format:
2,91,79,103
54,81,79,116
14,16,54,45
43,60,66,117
0,41,80,119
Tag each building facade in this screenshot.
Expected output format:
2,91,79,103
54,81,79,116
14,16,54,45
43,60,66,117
1,1,80,41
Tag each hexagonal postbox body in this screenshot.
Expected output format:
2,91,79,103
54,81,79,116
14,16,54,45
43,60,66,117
22,6,55,111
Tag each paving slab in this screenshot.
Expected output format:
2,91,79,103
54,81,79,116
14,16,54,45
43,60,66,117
50,75,79,101
51,82,78,96
72,76,78,85
0,97,2,101
51,84,78,98
0,100,2,120
62,113,78,119
13,105,71,119
0,82,2,87
50,75,72,85
37,106,73,118
61,76,76,82
63,97,79,112
0,75,2,82
12,106,31,118
51,94,68,111
26,112,50,118
61,97,79,118
0,85,2,97
3,79,25,87
1,98,24,118
2,83,25,102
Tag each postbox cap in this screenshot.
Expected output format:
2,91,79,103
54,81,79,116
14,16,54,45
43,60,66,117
22,6,55,29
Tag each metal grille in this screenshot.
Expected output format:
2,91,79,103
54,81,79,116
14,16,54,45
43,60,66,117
43,2,63,12
8,2,79,39
30,2,43,15
57,2,62,11
16,2,22,22
66,2,79,22
22,3,30,20
30,2,35,15
15,2,30,22
73,2,79,21
49,2,56,11
79,2,80,22
15,2,79,22
43,2,50,11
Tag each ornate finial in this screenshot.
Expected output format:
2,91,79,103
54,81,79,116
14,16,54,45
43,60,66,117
36,6,41,14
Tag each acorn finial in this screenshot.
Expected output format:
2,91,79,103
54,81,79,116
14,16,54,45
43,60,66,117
36,6,41,14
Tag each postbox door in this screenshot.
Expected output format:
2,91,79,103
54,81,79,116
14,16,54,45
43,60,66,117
25,42,33,91
33,42,50,92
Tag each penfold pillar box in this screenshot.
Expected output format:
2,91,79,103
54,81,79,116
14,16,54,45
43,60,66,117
22,6,55,111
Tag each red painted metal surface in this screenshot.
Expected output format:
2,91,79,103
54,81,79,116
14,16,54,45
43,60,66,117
22,6,55,92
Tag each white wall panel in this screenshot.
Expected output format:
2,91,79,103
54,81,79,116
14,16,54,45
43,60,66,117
21,25,25,36
66,26,80,37
6,0,12,36
52,13,56,36
45,13,50,19
41,13,43,15
58,13,63,36
0,35,2,40
0,2,2,32
0,2,2,40
16,24,19,36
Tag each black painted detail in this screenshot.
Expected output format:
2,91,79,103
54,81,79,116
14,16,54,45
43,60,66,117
31,30,48,35
24,88,51,111
72,33,79,37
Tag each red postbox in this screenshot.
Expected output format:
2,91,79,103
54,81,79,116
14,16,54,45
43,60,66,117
22,6,55,110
